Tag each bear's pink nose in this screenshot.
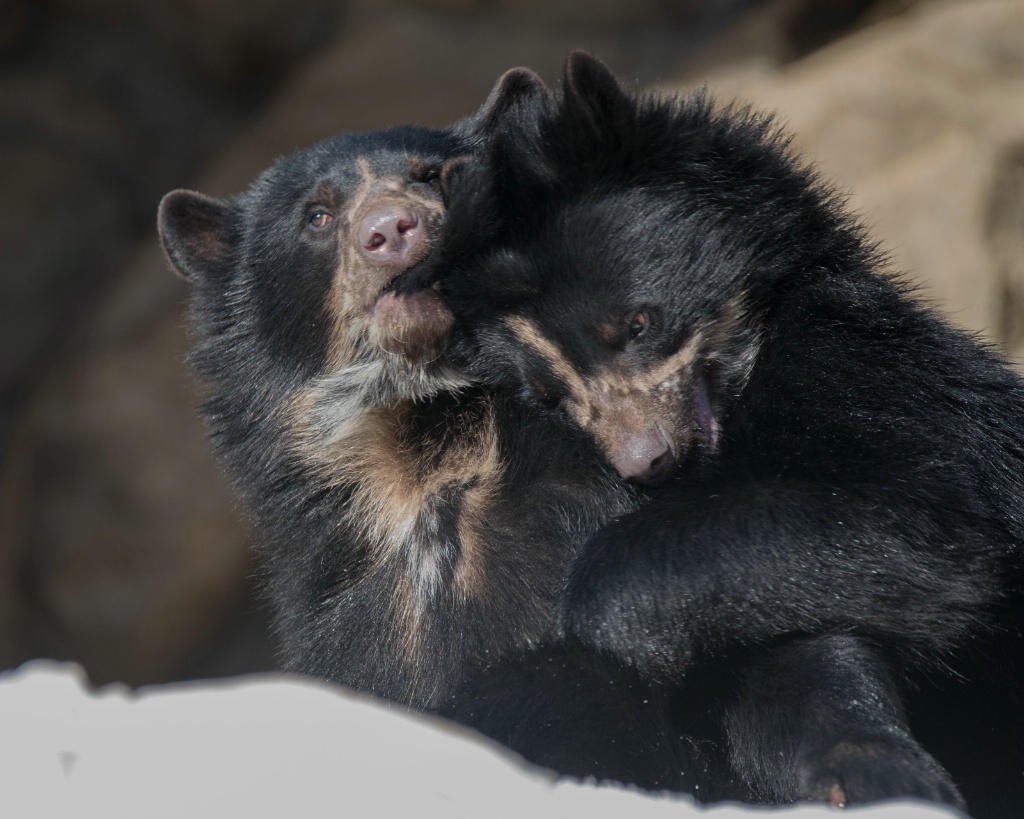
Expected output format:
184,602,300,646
358,205,422,264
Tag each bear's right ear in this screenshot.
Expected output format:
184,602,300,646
157,190,235,283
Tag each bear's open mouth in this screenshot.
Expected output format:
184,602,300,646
371,283,453,361
692,372,719,452
370,251,453,360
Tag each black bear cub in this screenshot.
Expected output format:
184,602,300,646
157,69,653,736
444,52,1024,817
158,124,479,707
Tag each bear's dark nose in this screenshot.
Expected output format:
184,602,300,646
358,205,422,264
611,427,676,485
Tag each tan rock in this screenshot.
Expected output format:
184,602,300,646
668,0,1024,358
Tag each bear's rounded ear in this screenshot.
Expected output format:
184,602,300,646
561,50,633,133
157,189,235,283
475,67,551,133
467,66,559,203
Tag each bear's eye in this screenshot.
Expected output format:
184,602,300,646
628,311,649,340
414,165,442,187
529,381,563,411
308,210,334,230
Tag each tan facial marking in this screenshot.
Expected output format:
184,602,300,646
323,158,449,370
505,313,704,443
504,315,594,424
582,332,704,464
647,334,702,387
504,296,763,477
586,297,760,469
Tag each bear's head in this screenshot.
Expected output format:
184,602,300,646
445,52,866,484
159,67,551,410
159,129,459,381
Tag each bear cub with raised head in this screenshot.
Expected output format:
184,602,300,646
157,69,649,727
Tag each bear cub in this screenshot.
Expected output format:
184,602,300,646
157,69,648,729
443,51,1024,818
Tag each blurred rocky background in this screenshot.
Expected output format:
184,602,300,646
1,0,1021,686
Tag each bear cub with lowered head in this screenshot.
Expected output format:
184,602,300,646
442,51,1024,818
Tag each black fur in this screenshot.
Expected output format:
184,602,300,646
443,52,1024,817
159,53,1021,814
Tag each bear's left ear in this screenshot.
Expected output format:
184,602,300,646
157,190,235,283
475,67,555,178
467,66,562,210
474,66,551,135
